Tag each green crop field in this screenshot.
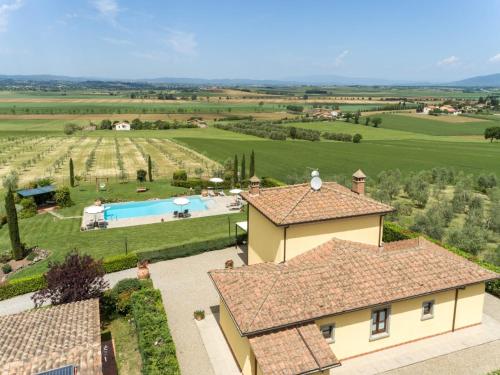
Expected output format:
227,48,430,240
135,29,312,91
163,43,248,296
174,136,500,182
375,114,494,136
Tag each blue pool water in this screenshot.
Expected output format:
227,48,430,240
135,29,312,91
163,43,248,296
104,197,208,220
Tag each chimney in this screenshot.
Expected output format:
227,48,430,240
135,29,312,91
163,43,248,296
249,175,261,195
351,169,366,195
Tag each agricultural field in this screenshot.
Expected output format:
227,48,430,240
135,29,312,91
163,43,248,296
0,133,221,186
0,87,498,279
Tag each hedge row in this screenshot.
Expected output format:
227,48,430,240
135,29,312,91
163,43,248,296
0,274,46,300
137,235,245,263
131,288,181,375
383,221,500,297
0,233,240,300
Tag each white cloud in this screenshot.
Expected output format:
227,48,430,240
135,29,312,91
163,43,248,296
437,55,459,66
102,36,133,45
0,0,23,32
92,0,119,18
334,50,349,66
166,30,197,56
489,53,500,63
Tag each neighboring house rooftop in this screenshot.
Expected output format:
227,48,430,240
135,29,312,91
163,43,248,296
209,237,498,335
249,322,340,375
240,182,394,226
0,299,102,375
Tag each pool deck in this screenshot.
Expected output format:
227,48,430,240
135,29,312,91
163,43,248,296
81,195,243,230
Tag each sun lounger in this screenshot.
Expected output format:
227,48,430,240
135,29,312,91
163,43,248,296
98,221,107,229
86,222,95,230
219,191,226,196
229,204,242,211
208,191,216,197
173,211,179,218
183,209,191,218
137,187,148,193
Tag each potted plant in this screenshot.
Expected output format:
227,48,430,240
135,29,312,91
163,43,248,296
193,309,205,321
225,259,234,269
137,260,150,279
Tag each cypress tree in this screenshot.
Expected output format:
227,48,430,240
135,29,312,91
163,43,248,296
241,154,246,182
233,154,238,185
69,158,75,187
5,187,23,260
147,155,153,182
249,150,255,177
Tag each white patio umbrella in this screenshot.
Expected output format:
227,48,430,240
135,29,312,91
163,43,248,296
209,177,224,192
85,205,104,214
173,197,190,207
85,205,105,223
229,188,242,195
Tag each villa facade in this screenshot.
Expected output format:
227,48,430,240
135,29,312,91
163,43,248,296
209,171,499,375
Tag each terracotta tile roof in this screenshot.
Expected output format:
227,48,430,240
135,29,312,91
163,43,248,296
240,182,393,226
210,237,498,335
248,323,339,375
0,299,102,375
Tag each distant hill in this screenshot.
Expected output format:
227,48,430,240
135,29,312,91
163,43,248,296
447,73,500,87
0,73,499,87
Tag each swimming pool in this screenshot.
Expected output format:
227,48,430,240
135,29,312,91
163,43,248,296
104,197,208,220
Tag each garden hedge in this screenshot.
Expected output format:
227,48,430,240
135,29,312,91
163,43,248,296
131,288,180,375
102,253,139,273
137,235,245,263
383,221,500,297
0,274,46,300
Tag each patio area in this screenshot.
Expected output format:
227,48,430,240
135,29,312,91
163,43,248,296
81,195,243,230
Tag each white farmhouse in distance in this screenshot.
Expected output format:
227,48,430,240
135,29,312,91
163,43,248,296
114,122,131,131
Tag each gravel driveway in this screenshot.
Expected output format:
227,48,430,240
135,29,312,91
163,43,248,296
149,246,244,375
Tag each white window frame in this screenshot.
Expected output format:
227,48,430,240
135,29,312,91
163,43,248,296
421,300,435,321
320,324,335,344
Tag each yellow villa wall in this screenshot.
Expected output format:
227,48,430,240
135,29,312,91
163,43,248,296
316,283,485,360
247,205,382,265
219,299,255,375
285,215,382,260
247,205,284,264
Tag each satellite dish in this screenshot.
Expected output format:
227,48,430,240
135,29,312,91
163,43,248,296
310,176,322,191
311,170,320,178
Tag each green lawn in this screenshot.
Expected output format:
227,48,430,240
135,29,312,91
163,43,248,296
105,317,142,375
175,137,500,182
0,181,245,279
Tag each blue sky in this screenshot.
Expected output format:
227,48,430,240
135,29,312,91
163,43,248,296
1,0,500,81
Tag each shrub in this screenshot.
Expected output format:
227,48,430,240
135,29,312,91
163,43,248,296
63,123,80,135
131,288,181,375
19,197,37,219
137,169,147,183
32,251,109,307
353,133,363,143
55,186,73,207
36,177,54,187
172,169,188,181
2,263,12,274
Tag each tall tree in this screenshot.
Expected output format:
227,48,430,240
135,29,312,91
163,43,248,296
241,154,246,182
69,158,75,187
233,154,239,184
147,155,153,182
249,150,255,177
5,187,23,260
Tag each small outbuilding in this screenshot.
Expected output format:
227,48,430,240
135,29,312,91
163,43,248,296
17,185,56,206
114,122,131,131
